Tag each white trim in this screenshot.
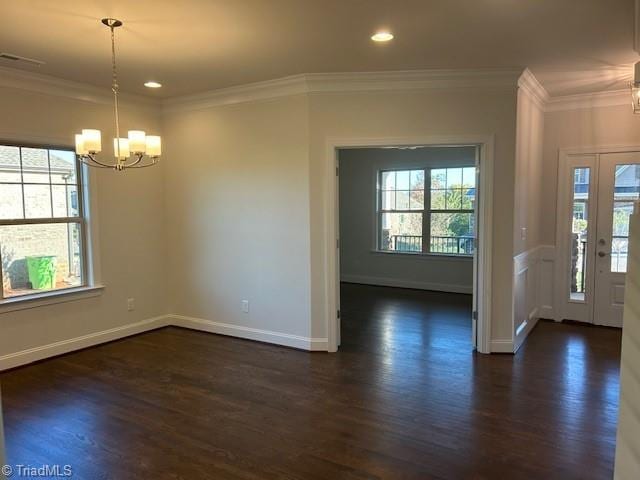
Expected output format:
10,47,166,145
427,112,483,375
326,135,494,354
0,285,104,314
0,66,160,109
518,68,550,110
341,274,473,294
1,64,631,115
490,339,514,353
169,314,328,351
0,315,170,371
163,68,523,113
546,89,629,113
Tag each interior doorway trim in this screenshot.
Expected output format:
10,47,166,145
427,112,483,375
325,135,494,354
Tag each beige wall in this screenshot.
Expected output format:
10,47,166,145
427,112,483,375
162,95,313,338
308,89,518,341
0,86,167,357
542,105,640,245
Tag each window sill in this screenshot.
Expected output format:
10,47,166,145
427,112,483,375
370,250,474,261
0,285,105,314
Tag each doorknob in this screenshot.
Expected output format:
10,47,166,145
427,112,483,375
598,251,608,258
598,239,606,246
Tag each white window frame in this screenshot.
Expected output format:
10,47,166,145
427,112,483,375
0,140,103,312
377,165,476,257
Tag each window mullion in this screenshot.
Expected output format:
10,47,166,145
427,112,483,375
423,168,431,254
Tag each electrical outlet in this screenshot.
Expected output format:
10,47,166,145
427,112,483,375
127,298,135,311
241,300,249,313
521,227,527,241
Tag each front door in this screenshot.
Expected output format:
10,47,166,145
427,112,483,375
593,153,640,327
559,150,640,327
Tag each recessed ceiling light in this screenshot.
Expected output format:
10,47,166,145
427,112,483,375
144,81,162,88
371,31,394,42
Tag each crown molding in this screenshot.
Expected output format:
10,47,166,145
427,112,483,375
517,68,549,110
162,74,311,113
545,89,630,112
0,66,160,110
162,68,523,113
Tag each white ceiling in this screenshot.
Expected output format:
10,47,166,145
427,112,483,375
0,0,636,98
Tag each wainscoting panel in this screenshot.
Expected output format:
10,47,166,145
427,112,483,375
538,246,556,320
513,245,555,353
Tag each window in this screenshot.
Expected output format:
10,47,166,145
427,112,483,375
379,166,476,256
0,144,86,299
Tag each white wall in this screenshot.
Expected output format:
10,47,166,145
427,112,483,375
162,95,317,347
0,85,167,367
338,147,474,294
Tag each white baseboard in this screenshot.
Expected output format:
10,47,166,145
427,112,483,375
491,339,515,353
0,315,170,371
341,274,472,294
169,314,329,351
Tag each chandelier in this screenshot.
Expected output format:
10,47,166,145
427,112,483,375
74,18,161,170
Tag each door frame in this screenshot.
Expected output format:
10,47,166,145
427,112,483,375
325,135,494,354
555,144,640,324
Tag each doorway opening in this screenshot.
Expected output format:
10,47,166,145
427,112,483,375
556,148,640,327
326,137,494,354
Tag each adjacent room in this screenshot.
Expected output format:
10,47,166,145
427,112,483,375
0,1,639,478
337,146,477,354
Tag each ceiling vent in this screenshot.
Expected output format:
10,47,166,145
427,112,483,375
0,53,45,66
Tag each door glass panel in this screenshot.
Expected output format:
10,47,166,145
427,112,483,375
570,167,590,301
611,165,640,273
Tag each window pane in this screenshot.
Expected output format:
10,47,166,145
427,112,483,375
430,212,475,255
49,150,77,184
445,188,462,209
0,184,24,219
409,190,424,210
52,185,79,218
0,145,22,183
431,169,446,189
381,171,395,190
462,187,475,209
410,170,425,190
462,167,476,188
446,168,463,188
396,191,410,209
0,223,83,298
381,190,395,210
431,189,446,210
21,148,50,184
24,184,52,218
396,171,410,190
570,167,590,300
380,212,422,252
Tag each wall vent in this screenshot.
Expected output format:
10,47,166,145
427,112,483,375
0,53,45,66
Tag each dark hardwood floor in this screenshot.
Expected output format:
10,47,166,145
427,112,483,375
0,283,621,479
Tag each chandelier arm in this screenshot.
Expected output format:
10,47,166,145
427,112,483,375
124,153,145,168
79,154,116,169
127,158,159,168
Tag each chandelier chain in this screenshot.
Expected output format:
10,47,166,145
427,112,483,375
110,25,122,161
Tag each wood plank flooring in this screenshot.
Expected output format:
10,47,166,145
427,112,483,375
0,283,622,479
